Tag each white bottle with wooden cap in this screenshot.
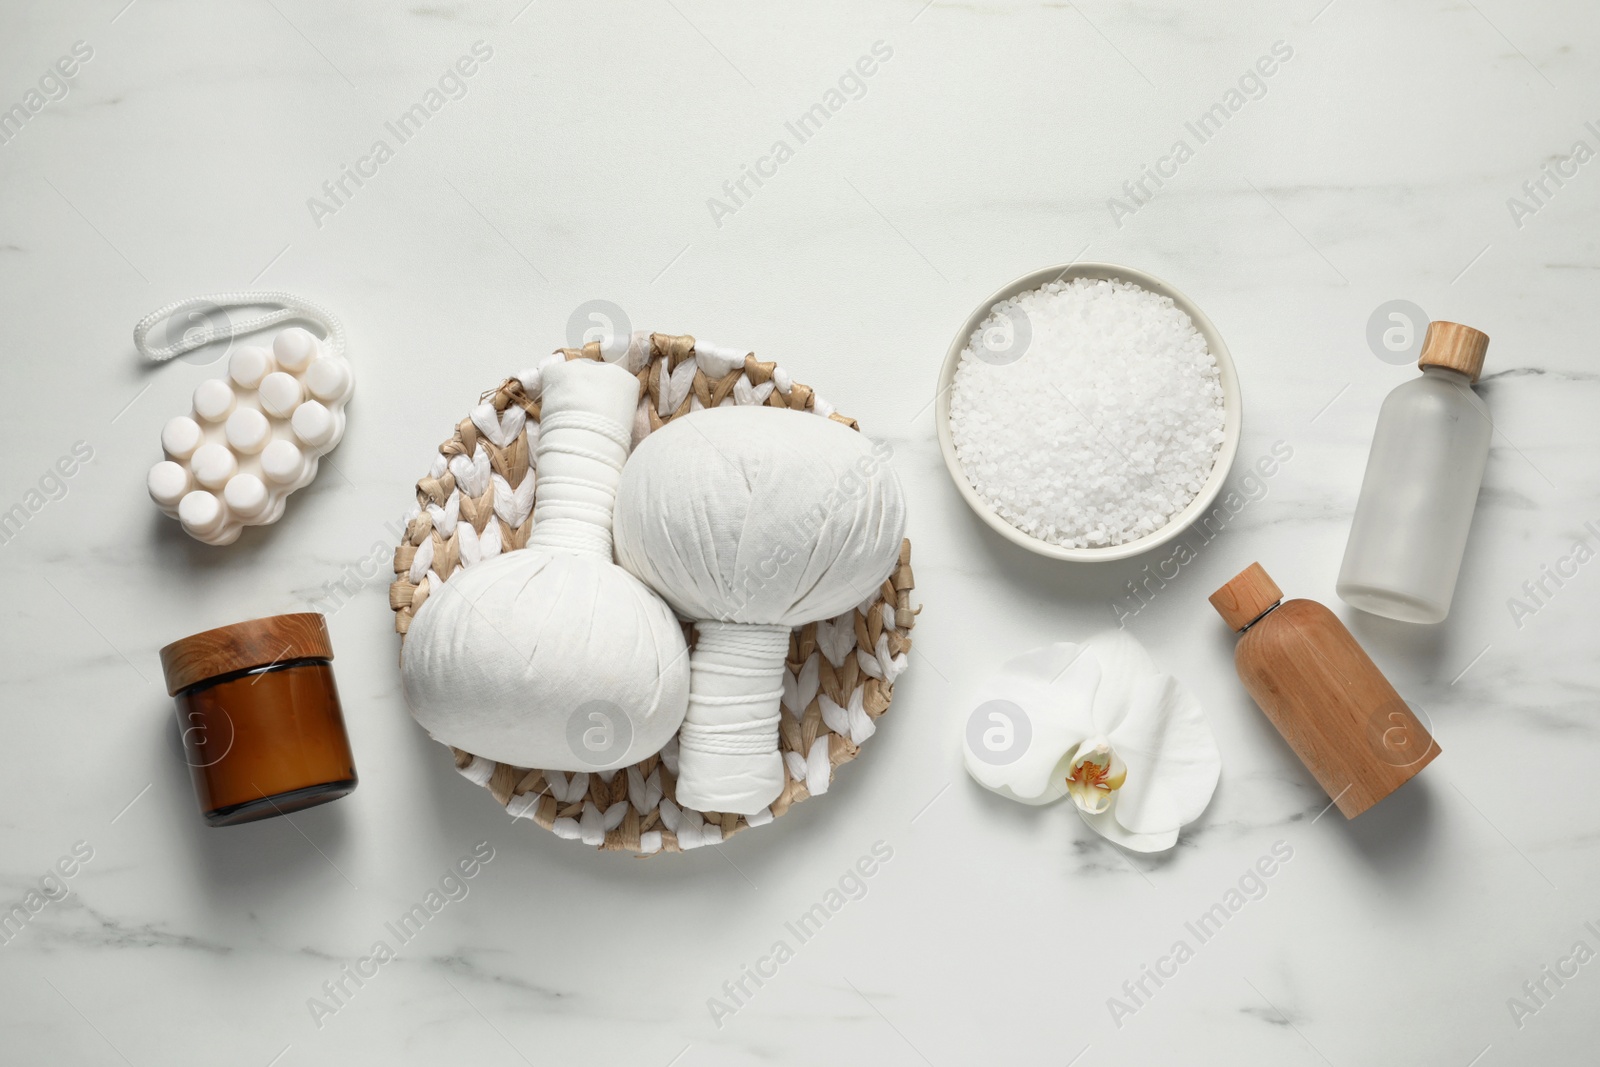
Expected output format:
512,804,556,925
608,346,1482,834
1337,321,1492,623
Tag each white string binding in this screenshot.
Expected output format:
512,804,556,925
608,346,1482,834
678,715,784,754
133,291,345,363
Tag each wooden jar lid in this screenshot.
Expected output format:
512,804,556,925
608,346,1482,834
1419,321,1489,382
159,612,334,695
1209,563,1284,632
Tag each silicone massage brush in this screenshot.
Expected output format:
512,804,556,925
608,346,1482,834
138,293,352,546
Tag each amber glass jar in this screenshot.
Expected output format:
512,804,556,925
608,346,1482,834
160,613,358,827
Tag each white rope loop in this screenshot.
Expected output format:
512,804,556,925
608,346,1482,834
522,521,613,557
538,410,632,454
133,291,345,363
679,714,784,754
535,439,626,471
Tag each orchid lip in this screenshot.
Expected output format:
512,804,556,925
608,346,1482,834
1063,736,1127,815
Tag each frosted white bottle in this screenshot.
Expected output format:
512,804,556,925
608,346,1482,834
1337,321,1491,624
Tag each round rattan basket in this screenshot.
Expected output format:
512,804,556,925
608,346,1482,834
389,332,917,854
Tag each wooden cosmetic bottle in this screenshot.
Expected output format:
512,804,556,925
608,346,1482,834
1209,563,1438,818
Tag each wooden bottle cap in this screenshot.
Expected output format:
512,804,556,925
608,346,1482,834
1418,321,1489,382
159,612,334,695
1209,563,1284,632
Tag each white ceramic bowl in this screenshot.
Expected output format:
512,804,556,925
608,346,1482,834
935,262,1243,562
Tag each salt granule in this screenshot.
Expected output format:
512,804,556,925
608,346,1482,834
948,278,1225,548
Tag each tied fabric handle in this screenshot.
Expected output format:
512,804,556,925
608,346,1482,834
673,621,791,814
133,291,345,363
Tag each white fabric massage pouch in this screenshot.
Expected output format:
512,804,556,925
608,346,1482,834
401,360,690,772
613,406,907,814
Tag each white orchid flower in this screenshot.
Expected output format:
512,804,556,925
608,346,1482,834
961,630,1221,853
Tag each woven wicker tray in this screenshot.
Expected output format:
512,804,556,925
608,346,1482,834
389,333,917,854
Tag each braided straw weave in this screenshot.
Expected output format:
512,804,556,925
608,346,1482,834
389,333,917,854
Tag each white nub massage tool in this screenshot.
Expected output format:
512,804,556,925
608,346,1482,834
137,293,353,546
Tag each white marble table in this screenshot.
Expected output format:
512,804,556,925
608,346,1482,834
3,1,1598,1064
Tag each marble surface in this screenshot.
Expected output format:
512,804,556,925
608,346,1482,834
3,1,1599,1064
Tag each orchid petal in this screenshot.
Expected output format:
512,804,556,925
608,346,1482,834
1084,628,1160,737
1106,672,1222,835
962,643,1100,805
1078,807,1180,853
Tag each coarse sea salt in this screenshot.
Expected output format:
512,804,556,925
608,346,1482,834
949,277,1225,548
